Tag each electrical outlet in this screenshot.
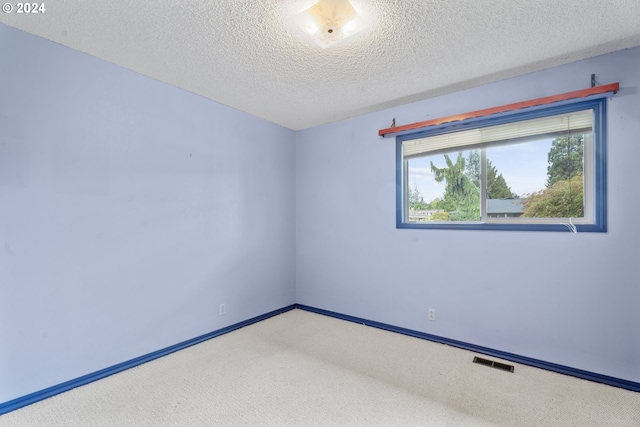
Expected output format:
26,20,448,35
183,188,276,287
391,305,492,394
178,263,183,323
428,308,436,321
219,304,226,315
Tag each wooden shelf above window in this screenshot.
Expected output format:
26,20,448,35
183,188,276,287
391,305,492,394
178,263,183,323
379,83,619,137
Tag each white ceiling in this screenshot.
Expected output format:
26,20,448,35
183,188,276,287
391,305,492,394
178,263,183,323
2,0,640,130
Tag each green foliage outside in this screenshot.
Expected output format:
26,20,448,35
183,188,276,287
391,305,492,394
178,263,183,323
487,164,515,199
430,152,480,221
408,185,428,210
465,150,515,199
408,134,586,221
429,211,450,221
524,135,585,217
409,150,512,221
546,136,584,187
523,174,584,217
465,150,481,188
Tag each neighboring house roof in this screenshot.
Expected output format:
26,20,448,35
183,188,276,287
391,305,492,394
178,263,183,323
487,198,525,214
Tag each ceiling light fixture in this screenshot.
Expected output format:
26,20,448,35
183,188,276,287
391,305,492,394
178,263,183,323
293,0,367,49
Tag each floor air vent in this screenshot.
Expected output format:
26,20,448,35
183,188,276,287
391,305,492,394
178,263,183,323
473,356,515,373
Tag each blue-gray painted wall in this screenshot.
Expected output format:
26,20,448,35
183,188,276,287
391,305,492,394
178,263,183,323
2,21,639,405
0,24,296,403
296,46,640,383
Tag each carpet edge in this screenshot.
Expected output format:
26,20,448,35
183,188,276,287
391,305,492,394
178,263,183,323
295,304,640,393
0,304,297,416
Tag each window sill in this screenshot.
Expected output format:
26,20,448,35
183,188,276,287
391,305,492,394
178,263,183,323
397,221,606,232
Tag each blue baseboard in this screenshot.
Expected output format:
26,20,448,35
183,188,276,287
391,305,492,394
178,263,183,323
2,302,637,417
0,304,297,416
296,304,640,393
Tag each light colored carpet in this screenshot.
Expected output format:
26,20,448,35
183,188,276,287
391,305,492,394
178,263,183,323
1,309,639,426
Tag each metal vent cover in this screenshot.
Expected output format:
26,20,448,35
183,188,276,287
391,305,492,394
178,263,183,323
473,356,515,373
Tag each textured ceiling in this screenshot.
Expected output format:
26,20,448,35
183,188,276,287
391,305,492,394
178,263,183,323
2,0,640,130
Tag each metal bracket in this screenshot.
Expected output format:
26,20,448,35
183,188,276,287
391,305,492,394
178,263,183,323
592,74,619,93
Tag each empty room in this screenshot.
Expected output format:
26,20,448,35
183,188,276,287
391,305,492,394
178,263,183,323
1,1,639,425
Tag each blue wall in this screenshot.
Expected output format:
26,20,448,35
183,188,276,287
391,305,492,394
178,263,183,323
296,46,640,383
0,24,296,402
2,21,639,406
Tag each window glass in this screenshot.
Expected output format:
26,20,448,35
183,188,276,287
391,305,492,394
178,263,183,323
398,100,605,231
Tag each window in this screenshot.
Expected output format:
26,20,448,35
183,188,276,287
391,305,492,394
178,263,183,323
397,98,607,231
